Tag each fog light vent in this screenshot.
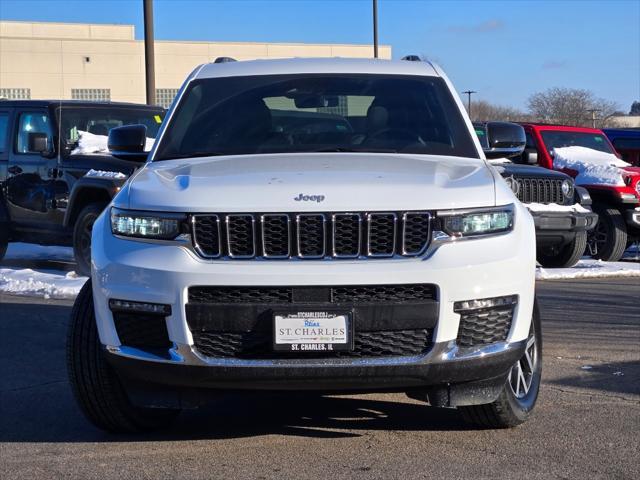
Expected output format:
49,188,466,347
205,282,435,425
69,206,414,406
454,295,517,347
109,299,171,316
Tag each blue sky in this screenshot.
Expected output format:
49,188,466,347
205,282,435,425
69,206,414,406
1,0,638,111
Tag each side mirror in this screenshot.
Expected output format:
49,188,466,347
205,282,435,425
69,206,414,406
108,124,148,162
28,132,50,155
483,122,526,159
523,149,538,165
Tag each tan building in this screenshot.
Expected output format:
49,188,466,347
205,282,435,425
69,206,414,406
0,20,391,107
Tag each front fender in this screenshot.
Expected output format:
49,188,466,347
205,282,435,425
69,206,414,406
63,177,124,227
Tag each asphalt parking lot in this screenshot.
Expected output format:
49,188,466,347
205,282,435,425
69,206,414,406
1,277,638,479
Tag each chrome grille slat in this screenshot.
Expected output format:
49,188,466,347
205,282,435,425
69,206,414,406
192,211,431,260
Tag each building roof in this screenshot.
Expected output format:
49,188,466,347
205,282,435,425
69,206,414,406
196,57,439,79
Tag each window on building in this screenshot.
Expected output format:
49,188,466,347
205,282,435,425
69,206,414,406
0,88,31,100
0,113,9,153
71,88,111,101
16,111,53,154
156,88,179,108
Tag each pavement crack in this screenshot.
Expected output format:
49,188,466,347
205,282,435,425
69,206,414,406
546,384,640,403
1,380,66,394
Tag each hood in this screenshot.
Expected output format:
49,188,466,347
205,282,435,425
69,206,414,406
122,153,496,212
497,163,571,180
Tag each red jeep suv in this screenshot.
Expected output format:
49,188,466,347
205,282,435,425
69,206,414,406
519,124,639,261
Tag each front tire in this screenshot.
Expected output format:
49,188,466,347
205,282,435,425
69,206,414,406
537,231,587,268
460,300,542,428
67,281,180,433
73,203,106,276
587,206,627,262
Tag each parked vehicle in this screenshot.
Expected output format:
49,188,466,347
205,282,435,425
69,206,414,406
519,123,640,261
603,128,640,166
474,122,597,268
0,100,165,274
67,57,541,432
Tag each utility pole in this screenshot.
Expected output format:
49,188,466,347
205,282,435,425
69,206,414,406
143,0,156,105
586,109,600,128
462,90,476,117
372,0,378,58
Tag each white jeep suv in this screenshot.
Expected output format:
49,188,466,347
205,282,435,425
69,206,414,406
67,57,541,432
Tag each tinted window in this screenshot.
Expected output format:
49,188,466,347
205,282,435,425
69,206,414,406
540,131,615,154
612,138,640,151
0,113,9,153
16,111,52,154
155,74,479,160
57,107,164,153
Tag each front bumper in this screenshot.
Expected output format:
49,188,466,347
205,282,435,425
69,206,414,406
90,202,536,393
530,209,598,246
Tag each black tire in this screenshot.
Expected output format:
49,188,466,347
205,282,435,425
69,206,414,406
460,299,542,428
67,280,180,433
587,206,628,262
73,203,106,276
537,231,587,268
0,242,6,263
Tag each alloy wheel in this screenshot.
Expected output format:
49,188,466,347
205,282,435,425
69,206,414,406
509,331,538,399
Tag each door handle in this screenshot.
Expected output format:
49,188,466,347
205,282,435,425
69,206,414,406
8,166,23,175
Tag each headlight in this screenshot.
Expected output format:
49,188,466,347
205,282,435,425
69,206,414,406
562,179,574,198
110,207,184,240
635,181,640,197
439,205,514,238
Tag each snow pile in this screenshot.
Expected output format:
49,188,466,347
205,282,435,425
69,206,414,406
70,130,155,155
552,146,630,186
84,169,127,180
526,202,591,213
537,259,640,280
0,268,87,299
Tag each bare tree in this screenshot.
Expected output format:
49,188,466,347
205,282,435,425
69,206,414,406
471,100,530,123
527,87,619,127
630,101,640,115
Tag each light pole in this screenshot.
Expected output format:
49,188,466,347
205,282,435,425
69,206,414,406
143,0,156,105
586,109,600,128
372,0,378,58
462,90,476,117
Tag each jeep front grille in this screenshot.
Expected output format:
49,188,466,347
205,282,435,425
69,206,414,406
191,211,431,260
515,178,565,204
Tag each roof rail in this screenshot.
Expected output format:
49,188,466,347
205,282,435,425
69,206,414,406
214,56,237,64
401,55,423,62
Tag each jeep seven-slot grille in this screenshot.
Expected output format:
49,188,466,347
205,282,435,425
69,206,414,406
191,211,431,259
515,178,566,204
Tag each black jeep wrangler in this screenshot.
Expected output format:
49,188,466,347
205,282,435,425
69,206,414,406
0,100,164,275
475,122,598,268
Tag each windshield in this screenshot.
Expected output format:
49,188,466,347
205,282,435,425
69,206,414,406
541,130,615,155
57,106,165,155
154,74,479,160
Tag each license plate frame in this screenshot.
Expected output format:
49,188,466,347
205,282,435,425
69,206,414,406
272,308,354,353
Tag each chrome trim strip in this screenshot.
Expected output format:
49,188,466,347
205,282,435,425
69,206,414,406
332,213,362,258
105,339,528,368
367,212,397,257
401,212,432,256
296,213,326,259
226,214,256,258
260,214,291,259
191,214,221,258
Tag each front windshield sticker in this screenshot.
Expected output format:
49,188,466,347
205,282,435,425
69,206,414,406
154,115,163,124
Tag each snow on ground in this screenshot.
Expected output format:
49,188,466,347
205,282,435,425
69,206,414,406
0,243,638,300
552,146,629,186
536,258,640,280
0,243,87,299
70,130,155,155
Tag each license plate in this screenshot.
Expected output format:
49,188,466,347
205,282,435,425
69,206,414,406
273,311,352,352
